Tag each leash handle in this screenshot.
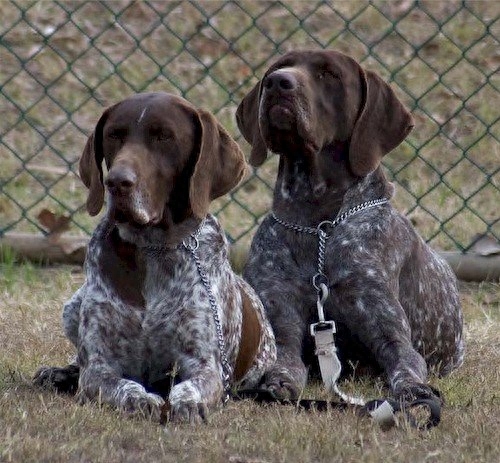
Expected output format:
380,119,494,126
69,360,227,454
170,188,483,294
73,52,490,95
363,397,441,430
233,389,441,430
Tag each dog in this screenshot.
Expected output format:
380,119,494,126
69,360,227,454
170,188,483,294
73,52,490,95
34,92,276,423
236,50,464,403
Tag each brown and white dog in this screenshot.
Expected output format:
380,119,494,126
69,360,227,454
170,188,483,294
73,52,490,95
236,50,464,404
34,92,276,423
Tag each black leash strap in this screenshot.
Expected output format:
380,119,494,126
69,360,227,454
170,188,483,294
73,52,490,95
233,388,441,430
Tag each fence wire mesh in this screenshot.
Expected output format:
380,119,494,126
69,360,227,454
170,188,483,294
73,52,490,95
1,0,498,252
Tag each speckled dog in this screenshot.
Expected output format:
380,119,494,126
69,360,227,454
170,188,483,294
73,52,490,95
34,92,276,423
236,50,464,403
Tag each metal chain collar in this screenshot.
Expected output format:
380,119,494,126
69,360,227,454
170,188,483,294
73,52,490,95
182,218,232,402
179,200,389,405
271,198,389,301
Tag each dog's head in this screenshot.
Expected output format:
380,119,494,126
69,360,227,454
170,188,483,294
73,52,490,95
236,50,413,177
79,92,246,228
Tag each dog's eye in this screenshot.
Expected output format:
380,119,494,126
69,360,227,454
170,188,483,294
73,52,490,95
158,134,172,142
151,130,172,142
107,128,127,140
318,70,340,80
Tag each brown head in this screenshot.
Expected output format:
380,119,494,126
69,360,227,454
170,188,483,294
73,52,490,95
79,92,246,230
236,50,413,178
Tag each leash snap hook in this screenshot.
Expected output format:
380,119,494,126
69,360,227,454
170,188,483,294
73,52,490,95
312,281,329,322
310,319,336,338
312,274,329,292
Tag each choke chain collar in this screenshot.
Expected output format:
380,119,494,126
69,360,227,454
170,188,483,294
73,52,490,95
182,217,232,403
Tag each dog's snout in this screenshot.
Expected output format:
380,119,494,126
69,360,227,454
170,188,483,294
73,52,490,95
264,70,298,92
105,166,137,194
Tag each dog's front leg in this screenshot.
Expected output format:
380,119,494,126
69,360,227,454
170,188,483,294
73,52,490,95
77,299,164,420
258,294,309,401
33,284,87,394
164,312,225,424
161,311,226,423
78,363,164,420
335,287,437,403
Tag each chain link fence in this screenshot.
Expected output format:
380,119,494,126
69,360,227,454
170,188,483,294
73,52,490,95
1,0,499,253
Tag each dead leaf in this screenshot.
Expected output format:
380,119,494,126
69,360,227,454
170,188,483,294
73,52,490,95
469,234,500,256
38,209,72,248
37,209,71,235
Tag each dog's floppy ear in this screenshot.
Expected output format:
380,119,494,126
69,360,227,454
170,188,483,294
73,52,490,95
78,106,116,216
189,109,247,219
236,81,269,167
349,69,414,177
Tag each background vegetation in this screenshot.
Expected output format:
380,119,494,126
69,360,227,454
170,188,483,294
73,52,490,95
1,2,499,462
1,0,499,250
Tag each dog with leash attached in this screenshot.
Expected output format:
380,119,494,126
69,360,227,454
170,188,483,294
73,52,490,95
34,92,276,424
236,49,464,410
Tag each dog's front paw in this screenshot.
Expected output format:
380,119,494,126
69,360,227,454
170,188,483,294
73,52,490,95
111,380,165,421
33,364,80,394
395,382,443,405
168,381,209,424
261,366,305,401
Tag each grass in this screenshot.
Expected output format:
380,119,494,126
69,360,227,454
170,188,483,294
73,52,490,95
0,0,499,250
0,263,499,463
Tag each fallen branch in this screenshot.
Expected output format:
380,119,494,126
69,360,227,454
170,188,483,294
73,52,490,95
1,234,499,282
439,252,500,282
0,233,88,265
230,243,500,283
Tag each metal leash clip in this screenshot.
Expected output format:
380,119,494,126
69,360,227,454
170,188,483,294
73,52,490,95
310,280,335,338
310,319,336,338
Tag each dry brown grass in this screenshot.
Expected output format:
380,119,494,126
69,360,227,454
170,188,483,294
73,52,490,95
0,263,499,463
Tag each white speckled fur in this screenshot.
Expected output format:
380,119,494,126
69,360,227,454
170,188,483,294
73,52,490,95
238,50,464,403
34,91,277,423
43,215,276,422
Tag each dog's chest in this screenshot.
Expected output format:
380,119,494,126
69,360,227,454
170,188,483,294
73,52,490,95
98,229,145,307
87,248,207,380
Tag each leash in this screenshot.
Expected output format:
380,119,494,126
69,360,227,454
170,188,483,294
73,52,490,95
232,388,441,431
272,198,389,406
268,198,440,429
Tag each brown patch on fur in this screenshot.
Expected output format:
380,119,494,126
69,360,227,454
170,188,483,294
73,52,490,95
233,290,262,382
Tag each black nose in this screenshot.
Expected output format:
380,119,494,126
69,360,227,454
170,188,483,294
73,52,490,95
264,70,298,92
105,167,137,194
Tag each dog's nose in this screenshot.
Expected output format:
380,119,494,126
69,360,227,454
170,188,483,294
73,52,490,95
105,166,137,194
264,70,298,92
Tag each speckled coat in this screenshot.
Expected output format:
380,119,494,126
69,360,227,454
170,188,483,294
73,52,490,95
236,50,464,403
63,214,275,421
34,92,276,423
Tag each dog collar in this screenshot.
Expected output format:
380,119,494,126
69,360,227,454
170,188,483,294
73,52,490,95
182,216,232,401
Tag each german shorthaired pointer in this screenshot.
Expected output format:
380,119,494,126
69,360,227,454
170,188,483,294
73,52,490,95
34,92,276,423
236,50,464,404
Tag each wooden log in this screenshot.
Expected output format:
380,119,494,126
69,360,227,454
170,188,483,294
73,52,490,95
1,233,499,282
230,243,500,283
439,252,500,282
0,233,88,265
